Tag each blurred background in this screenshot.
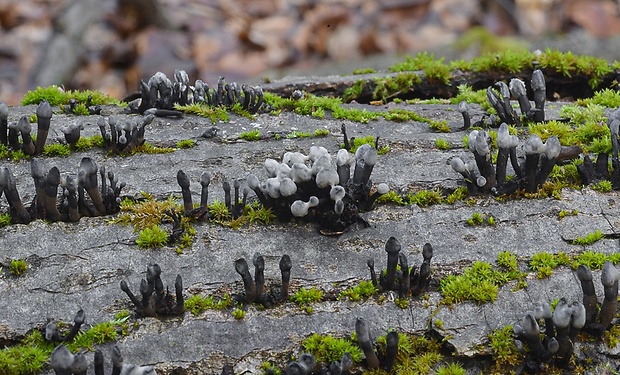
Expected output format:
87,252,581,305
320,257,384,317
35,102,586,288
2,0,620,105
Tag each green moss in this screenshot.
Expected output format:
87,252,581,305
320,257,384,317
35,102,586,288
174,103,230,123
353,68,377,75
43,143,71,157
112,194,181,231
591,180,613,193
136,225,168,249
488,325,522,371
291,287,323,309
0,212,12,227
466,212,484,226
496,251,518,272
435,138,450,150
449,84,489,108
440,261,511,304
558,209,578,219
184,293,232,316
301,333,363,364
130,142,175,155
343,80,366,101
207,200,230,222
577,88,620,108
572,229,605,246
338,280,378,301
537,49,612,88
21,85,121,106
376,190,406,206
388,52,452,84
572,251,610,270
529,252,558,279
528,120,574,145
429,120,451,133
394,298,409,309
176,139,196,149
605,324,620,349
10,259,27,276
0,332,50,375
10,150,27,162
245,203,276,224
436,362,467,375
408,188,443,207
238,129,262,141
260,362,281,375
232,308,245,320
373,72,421,101
74,135,104,152
313,128,329,137
114,310,131,321
471,49,534,74
445,187,469,205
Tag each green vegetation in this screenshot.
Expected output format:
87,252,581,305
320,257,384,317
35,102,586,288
74,135,104,152
407,189,443,207
577,88,620,108
436,362,467,375
176,139,196,149
286,128,330,139
239,129,262,141
344,135,389,155
353,68,377,75
232,308,245,320
184,293,233,316
572,229,605,246
21,85,122,107
129,142,175,155
0,317,127,375
135,225,168,249
394,298,409,309
529,252,561,279
113,193,181,231
605,324,620,349
591,180,613,193
373,72,421,102
43,143,71,157
0,213,12,227
260,362,281,375
488,325,522,372
339,280,378,301
440,261,504,304
389,52,452,85
175,103,231,123
558,209,578,219
10,259,27,276
291,287,323,313
445,187,470,205
466,212,484,226
302,333,363,364
571,250,618,270
376,190,407,205
435,138,450,150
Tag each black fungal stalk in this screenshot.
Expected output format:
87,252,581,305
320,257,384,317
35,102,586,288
120,263,184,318
35,100,52,155
134,70,265,116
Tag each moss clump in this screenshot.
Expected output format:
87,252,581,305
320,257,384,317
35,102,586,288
136,225,168,249
571,251,611,270
260,362,281,375
344,135,389,155
445,186,470,205
43,143,71,157
466,212,484,226
184,293,232,316
130,142,175,155
488,325,522,372
440,261,512,304
10,259,27,276
437,362,467,375
537,49,612,88
112,194,181,231
435,138,450,150
529,252,559,279
605,324,620,349
339,280,378,302
558,209,578,219
287,129,329,139
591,180,613,193
353,68,377,75
0,213,12,227
74,135,104,152
238,129,262,141
373,72,421,102
572,229,605,246
176,139,195,149
291,287,323,311
21,85,121,107
174,103,230,123
301,333,363,364
388,52,452,84
470,49,534,74
577,88,620,108
232,308,245,320
343,80,366,102
376,190,407,206
408,189,443,207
